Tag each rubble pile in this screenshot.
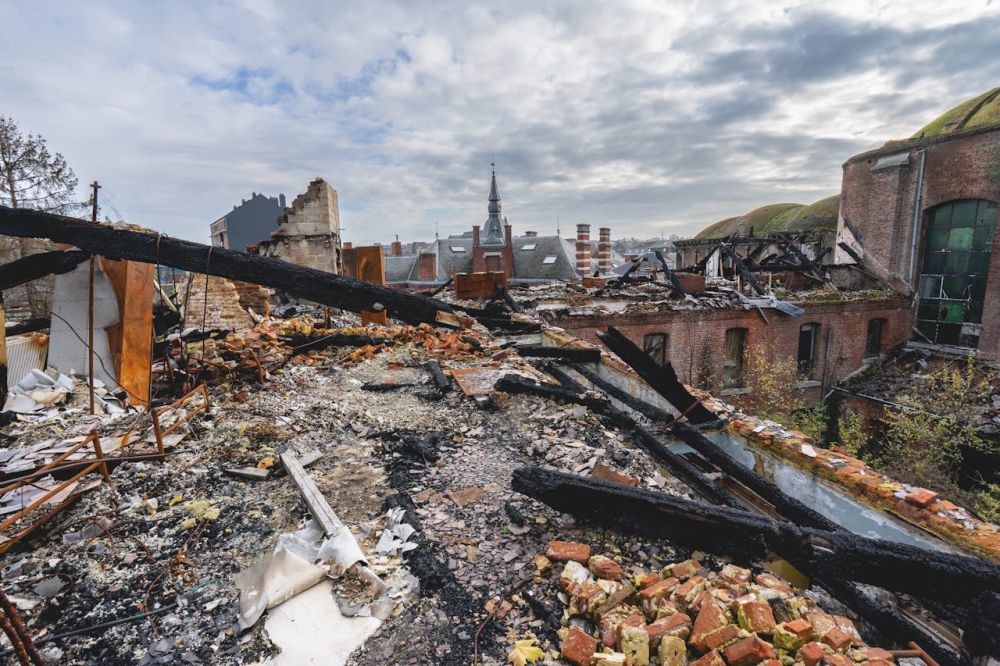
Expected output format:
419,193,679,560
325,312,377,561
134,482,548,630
538,544,896,666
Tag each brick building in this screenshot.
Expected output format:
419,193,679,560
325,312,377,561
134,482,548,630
835,87,1000,357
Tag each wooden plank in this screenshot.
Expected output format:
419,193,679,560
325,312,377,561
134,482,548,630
279,452,339,536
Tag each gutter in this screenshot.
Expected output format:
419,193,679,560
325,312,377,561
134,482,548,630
908,149,927,287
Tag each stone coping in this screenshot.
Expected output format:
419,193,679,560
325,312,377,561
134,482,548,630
694,389,1000,563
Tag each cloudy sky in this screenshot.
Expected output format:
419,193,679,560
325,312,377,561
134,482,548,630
1,1,998,244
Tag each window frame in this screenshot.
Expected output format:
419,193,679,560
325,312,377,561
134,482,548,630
643,333,668,368
723,328,747,388
865,318,885,357
797,323,820,377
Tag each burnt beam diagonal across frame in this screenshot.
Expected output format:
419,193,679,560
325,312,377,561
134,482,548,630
0,206,465,328
596,326,717,425
511,466,1000,606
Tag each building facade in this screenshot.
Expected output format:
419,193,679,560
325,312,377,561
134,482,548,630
836,88,1000,357
254,178,343,275
210,192,285,253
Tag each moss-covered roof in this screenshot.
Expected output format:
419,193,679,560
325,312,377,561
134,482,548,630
693,196,839,240
913,87,1000,138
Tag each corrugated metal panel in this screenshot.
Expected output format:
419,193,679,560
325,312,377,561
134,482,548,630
7,333,48,389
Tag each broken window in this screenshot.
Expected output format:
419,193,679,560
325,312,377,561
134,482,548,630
797,323,819,377
723,328,746,388
866,318,885,357
916,199,996,347
643,333,668,367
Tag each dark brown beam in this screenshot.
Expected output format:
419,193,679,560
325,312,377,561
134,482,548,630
0,206,464,328
596,326,717,425
0,250,90,290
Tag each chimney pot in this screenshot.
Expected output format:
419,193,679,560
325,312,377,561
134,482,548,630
575,224,591,276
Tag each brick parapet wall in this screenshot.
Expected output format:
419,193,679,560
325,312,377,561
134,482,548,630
549,297,912,396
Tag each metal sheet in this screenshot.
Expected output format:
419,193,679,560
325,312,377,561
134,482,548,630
5,333,48,389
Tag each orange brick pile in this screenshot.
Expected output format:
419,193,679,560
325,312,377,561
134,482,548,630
546,541,895,666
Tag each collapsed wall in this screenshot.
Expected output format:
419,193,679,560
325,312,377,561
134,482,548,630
183,274,271,330
0,236,57,319
255,178,343,275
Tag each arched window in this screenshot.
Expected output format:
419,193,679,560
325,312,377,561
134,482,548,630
917,199,996,347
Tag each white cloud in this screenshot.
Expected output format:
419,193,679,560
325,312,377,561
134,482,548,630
1,0,997,244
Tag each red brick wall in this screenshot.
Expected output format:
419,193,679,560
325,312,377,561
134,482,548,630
840,126,1000,359
549,297,911,403
418,253,437,281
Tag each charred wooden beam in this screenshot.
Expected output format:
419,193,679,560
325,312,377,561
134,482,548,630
5,317,50,336
0,206,463,328
596,326,717,425
564,362,670,423
0,250,90,290
279,333,394,353
503,370,735,506
719,241,767,295
496,374,612,414
494,285,524,314
653,250,687,297
426,361,453,394
511,466,1000,605
515,345,601,363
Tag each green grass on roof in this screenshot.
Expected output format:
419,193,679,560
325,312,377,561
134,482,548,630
913,87,1000,138
694,198,839,239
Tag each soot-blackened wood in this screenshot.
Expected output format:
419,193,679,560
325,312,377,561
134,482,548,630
653,250,687,297
505,370,734,506
515,345,601,363
0,206,460,327
494,285,524,314
511,466,1000,605
426,361,452,394
279,334,394,353
496,374,612,414
566,362,670,423
5,317,50,336
596,326,717,425
0,250,90,290
719,242,767,296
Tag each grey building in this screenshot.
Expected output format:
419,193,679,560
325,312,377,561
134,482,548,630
210,192,286,253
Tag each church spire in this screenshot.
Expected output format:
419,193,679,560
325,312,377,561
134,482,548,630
482,160,505,245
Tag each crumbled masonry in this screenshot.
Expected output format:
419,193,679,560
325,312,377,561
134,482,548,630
0,210,999,664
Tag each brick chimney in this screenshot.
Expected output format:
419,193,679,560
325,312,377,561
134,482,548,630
524,231,537,237
575,224,591,275
343,241,353,250
418,252,437,281
598,227,612,274
472,225,481,248
391,235,402,257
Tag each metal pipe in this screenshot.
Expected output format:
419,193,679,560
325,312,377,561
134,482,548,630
908,148,927,287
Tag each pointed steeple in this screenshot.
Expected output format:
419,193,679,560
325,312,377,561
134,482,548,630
482,160,505,245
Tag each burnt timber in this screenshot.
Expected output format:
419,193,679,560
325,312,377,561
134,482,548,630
0,206,462,328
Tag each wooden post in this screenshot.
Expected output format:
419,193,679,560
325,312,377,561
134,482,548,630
0,293,7,407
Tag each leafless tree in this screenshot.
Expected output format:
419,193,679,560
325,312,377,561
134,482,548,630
0,116,81,316
0,116,79,213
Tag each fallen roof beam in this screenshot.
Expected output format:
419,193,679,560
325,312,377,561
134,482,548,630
500,371,735,506
0,206,464,328
719,241,767,295
0,249,90,290
653,250,687,297
511,466,1000,605
596,326,717,425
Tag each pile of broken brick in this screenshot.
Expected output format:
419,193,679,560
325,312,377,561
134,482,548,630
537,540,895,666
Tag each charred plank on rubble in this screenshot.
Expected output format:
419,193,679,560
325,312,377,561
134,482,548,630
514,345,601,363
0,206,464,328
653,250,688,297
596,326,717,425
426,361,452,394
279,333,393,353
495,374,612,413
5,317,50,336
564,362,671,423
0,250,90,290
511,466,1000,605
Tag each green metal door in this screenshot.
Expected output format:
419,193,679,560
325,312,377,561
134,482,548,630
916,199,996,347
